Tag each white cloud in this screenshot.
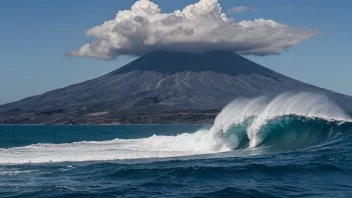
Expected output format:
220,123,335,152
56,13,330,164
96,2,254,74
67,0,320,60
228,6,255,13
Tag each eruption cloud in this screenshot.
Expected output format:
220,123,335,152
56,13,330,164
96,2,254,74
67,0,320,60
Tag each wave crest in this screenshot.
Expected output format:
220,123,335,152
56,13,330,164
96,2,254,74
211,92,350,149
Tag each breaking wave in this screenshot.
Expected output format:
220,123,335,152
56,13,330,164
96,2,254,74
1,92,351,164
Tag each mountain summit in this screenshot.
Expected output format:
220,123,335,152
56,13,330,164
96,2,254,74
113,51,278,78
1,51,351,123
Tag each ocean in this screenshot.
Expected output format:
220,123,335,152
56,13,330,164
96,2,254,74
1,92,352,197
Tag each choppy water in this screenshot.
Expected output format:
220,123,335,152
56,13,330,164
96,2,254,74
1,92,352,197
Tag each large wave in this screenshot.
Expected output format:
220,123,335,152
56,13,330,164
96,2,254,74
211,92,350,148
0,92,351,164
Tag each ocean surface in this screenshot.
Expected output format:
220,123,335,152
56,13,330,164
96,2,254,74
1,92,352,197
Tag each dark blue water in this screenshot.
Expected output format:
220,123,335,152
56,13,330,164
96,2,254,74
1,121,352,197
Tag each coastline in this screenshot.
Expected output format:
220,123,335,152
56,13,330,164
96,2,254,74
0,109,219,125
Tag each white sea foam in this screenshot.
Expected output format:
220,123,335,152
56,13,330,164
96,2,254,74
209,96,267,134
0,130,227,164
0,92,349,164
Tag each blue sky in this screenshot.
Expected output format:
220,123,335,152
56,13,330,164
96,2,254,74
0,0,351,104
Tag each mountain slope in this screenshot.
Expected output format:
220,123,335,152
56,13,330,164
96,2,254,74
1,51,351,117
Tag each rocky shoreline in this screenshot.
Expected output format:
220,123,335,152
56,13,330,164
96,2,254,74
0,109,219,125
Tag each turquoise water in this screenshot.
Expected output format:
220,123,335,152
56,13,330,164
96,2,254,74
1,119,352,197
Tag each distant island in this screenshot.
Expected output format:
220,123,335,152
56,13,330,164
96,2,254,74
1,51,351,124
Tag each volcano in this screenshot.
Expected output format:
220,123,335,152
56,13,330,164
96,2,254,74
1,51,351,124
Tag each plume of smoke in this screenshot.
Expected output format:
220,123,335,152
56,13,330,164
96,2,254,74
67,0,320,60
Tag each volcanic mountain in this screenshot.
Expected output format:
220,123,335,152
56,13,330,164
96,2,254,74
1,51,351,124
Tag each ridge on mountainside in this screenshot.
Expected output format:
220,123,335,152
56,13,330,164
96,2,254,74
0,51,351,124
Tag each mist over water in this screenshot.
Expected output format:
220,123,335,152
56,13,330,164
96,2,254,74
1,92,352,197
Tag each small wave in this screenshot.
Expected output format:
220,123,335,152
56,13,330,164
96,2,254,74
0,168,36,176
